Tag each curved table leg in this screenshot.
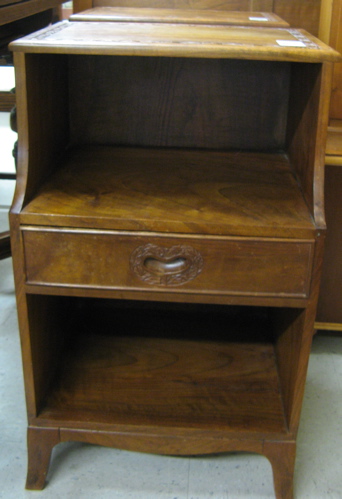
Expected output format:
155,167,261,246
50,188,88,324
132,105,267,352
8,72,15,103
26,426,60,490
263,440,296,499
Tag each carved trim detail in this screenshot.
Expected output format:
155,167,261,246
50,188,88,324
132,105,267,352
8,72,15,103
130,243,204,287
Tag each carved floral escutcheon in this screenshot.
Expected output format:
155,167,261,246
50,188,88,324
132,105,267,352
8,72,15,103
130,243,204,287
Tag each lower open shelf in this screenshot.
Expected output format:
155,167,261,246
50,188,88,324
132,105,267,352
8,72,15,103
36,298,288,437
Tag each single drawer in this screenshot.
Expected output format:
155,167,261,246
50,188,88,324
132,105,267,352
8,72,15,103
22,228,313,299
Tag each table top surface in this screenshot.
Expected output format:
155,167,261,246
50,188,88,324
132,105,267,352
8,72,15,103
10,20,341,62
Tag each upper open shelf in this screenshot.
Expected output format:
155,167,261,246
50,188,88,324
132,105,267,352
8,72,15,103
21,146,315,238
11,25,338,232
10,20,341,62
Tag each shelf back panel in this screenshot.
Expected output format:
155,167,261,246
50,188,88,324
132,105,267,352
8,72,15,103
69,55,290,151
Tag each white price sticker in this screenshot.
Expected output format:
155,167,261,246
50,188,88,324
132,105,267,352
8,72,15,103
276,40,306,47
249,17,268,21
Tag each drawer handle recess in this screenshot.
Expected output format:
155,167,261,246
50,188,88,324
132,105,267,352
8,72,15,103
144,257,189,276
130,243,204,287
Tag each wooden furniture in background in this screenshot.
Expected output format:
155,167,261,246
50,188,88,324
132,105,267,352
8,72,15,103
70,6,289,25
72,0,322,35
315,0,342,330
9,18,339,498
0,89,15,260
0,0,62,26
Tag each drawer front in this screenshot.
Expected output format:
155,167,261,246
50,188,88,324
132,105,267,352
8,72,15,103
22,228,313,298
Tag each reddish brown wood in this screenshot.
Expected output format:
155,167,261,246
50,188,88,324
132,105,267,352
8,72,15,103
315,0,342,330
75,0,273,12
316,165,342,324
16,52,69,207
275,230,325,434
22,228,314,299
59,428,266,456
42,332,287,433
273,0,321,35
287,62,333,229
11,22,340,61
0,91,15,112
26,426,60,490
328,0,342,120
0,0,22,6
0,0,64,26
326,121,342,156
70,6,289,26
9,17,335,497
0,3,61,262
20,147,315,238
263,440,296,499
68,56,289,149
0,231,11,259
72,0,321,35
73,0,92,12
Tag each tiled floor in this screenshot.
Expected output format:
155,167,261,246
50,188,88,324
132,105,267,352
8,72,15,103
0,223,342,498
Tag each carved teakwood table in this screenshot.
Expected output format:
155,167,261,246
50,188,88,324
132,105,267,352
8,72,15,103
9,14,341,498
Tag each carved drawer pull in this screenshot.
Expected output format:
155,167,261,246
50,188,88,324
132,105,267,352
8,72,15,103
130,243,204,287
144,256,188,276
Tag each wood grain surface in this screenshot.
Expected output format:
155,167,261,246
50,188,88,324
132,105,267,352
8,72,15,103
8,12,332,496
68,56,289,150
10,21,341,62
38,300,287,434
20,146,315,238
22,227,313,298
70,6,289,26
